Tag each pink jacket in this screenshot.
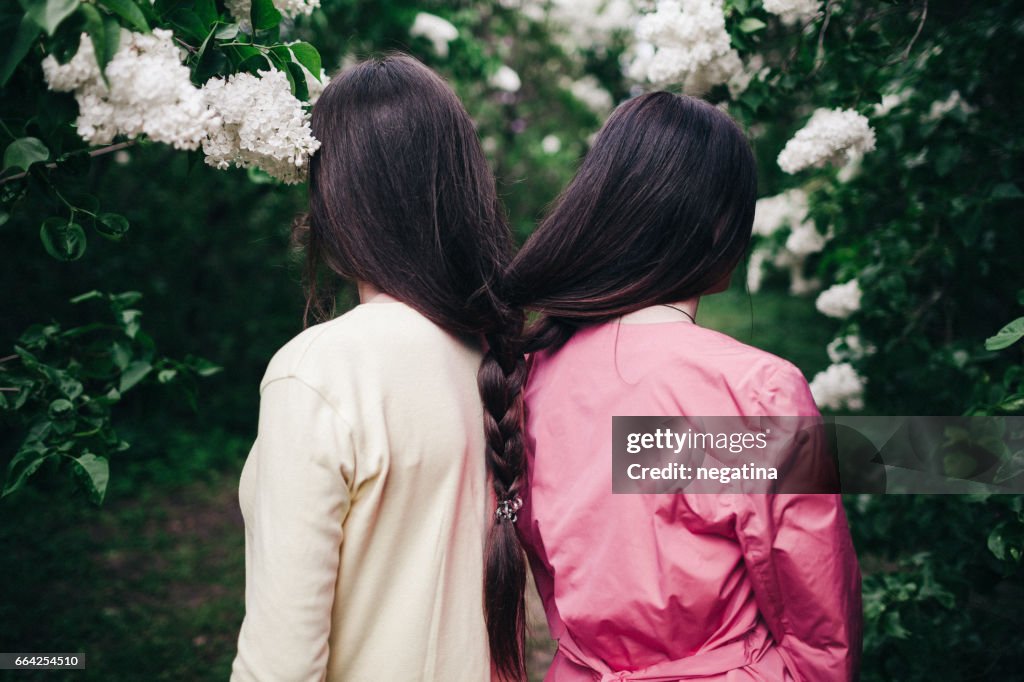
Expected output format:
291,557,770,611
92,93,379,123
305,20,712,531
517,319,862,681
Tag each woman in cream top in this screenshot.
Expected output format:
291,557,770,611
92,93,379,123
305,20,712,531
231,298,490,681
231,54,524,680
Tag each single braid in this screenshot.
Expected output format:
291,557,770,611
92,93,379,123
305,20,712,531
523,315,578,354
478,306,529,681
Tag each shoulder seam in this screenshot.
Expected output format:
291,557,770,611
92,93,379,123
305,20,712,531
260,374,357,435
291,320,347,375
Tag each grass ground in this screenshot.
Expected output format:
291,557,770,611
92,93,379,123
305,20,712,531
0,287,830,681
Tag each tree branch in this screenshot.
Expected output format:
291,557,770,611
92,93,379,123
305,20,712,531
0,141,137,185
893,0,929,64
810,0,837,76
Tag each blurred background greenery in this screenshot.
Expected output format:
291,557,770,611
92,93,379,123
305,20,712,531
2,0,1023,680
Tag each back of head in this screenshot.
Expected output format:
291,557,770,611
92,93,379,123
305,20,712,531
303,53,529,680
505,91,758,351
306,53,512,335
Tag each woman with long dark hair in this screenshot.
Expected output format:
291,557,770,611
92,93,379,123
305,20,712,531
503,92,862,680
230,54,526,681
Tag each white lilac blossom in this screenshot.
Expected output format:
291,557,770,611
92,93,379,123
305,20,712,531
924,90,977,122
749,241,821,296
541,135,562,154
409,13,459,58
727,54,767,100
836,150,863,183
42,29,217,150
769,247,821,295
815,279,862,319
629,0,742,94
224,0,319,25
788,267,821,295
504,0,547,23
752,188,810,237
201,69,321,184
762,0,821,25
42,27,321,182
545,0,638,53
785,222,827,256
490,65,522,92
568,75,615,113
826,334,876,363
809,363,866,411
777,108,877,174
747,248,769,293
872,90,913,117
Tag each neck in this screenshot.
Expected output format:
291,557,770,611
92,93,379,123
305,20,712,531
357,281,400,305
619,298,700,325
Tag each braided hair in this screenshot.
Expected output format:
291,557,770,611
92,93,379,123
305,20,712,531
301,53,529,680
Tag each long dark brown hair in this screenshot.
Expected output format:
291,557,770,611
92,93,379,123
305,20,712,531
300,54,528,679
505,91,758,352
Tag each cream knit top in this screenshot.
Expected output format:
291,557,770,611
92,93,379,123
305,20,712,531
230,301,491,681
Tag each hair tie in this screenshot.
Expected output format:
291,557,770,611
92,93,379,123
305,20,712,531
495,496,523,523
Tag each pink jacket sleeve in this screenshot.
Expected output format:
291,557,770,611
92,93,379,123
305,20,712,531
736,361,863,681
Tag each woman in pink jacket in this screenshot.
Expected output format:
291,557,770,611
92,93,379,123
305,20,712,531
496,92,862,680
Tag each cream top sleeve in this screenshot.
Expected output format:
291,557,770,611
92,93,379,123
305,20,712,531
231,375,355,682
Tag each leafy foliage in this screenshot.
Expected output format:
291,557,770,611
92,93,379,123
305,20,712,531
0,291,220,503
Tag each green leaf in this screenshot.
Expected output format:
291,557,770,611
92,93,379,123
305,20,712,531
47,398,74,419
943,450,977,479
2,452,50,497
193,0,217,28
98,0,149,32
4,137,50,172
80,4,120,78
250,0,281,31
994,450,1024,485
0,14,42,87
70,289,104,304
109,291,142,307
288,41,321,78
991,183,1023,200
119,359,151,392
995,395,1024,415
194,27,227,82
215,22,239,40
246,166,275,184
189,356,223,377
57,373,83,400
73,453,109,504
157,368,178,383
39,217,87,261
169,8,207,43
95,212,129,241
47,14,84,63
285,59,308,101
19,0,80,36
120,309,142,338
110,341,131,370
985,317,1024,351
238,53,270,74
738,17,766,33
